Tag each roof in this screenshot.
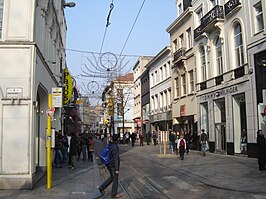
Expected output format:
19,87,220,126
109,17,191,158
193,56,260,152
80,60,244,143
115,72,134,82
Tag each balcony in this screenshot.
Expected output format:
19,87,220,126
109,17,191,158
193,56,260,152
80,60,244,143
234,66,244,79
200,81,207,91
215,75,223,85
173,47,186,63
194,5,224,39
224,0,241,17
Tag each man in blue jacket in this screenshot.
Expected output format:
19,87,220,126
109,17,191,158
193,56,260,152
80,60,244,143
99,134,120,198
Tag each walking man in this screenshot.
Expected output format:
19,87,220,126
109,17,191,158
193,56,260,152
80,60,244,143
177,135,186,160
200,129,208,156
99,134,120,198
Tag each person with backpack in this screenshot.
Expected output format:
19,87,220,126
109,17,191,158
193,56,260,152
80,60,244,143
177,135,186,160
99,134,120,198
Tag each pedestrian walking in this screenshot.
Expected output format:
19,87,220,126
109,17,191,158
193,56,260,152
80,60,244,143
257,130,266,171
69,132,78,170
130,132,136,147
98,134,120,198
152,131,157,146
139,132,144,146
177,135,186,160
81,133,88,161
146,132,151,145
200,129,208,156
169,131,176,153
184,131,191,154
62,131,69,164
87,134,95,161
54,130,63,168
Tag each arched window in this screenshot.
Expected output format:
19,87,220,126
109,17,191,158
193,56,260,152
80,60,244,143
215,37,223,75
234,23,244,67
200,46,207,81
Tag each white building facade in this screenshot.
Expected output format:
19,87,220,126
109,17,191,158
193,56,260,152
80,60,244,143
193,0,265,157
0,0,68,188
149,47,172,142
133,56,153,132
167,0,197,143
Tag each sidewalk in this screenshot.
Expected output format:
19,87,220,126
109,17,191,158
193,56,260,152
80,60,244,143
0,159,103,199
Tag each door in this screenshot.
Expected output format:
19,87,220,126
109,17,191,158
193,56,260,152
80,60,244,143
215,123,226,152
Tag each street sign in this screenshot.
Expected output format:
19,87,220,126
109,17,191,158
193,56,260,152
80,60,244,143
6,87,23,98
52,87,62,107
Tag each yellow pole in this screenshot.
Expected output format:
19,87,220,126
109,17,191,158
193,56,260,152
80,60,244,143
46,94,52,189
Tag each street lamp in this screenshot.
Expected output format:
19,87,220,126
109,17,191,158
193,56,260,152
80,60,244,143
63,2,76,8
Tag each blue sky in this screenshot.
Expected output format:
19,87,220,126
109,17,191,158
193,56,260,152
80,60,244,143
64,0,176,102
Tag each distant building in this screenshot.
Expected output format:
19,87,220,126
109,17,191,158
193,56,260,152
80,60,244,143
149,47,172,143
102,73,135,138
133,56,153,134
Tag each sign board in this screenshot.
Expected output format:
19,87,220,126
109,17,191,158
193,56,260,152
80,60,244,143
52,87,62,107
64,68,73,105
6,87,23,98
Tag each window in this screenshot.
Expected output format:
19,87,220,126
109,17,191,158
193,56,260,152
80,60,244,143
234,23,244,67
254,1,264,32
151,73,154,87
160,67,163,82
189,70,194,93
154,71,158,84
173,39,178,52
181,73,186,95
200,46,207,81
168,90,171,106
210,0,220,7
160,93,163,109
163,64,167,79
179,33,184,48
151,96,154,111
164,91,168,107
155,95,158,110
175,77,179,98
196,8,203,27
186,28,192,49
177,3,182,17
215,36,223,75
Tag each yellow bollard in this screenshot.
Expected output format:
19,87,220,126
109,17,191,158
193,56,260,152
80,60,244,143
46,94,52,189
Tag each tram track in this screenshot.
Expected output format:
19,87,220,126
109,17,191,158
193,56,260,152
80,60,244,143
122,150,265,194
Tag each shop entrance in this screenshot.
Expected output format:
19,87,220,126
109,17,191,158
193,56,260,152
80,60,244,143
214,99,226,152
233,93,247,154
215,123,226,152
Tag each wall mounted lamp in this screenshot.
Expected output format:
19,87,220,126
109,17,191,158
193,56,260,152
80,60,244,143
63,2,76,8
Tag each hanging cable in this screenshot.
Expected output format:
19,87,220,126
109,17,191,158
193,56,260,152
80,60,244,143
99,0,115,56
106,0,114,28
118,0,146,59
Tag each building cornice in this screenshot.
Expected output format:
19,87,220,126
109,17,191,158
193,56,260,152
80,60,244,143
166,7,193,33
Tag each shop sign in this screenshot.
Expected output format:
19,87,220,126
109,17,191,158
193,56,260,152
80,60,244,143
180,105,186,116
201,85,238,101
108,97,114,115
63,68,73,105
154,113,167,122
